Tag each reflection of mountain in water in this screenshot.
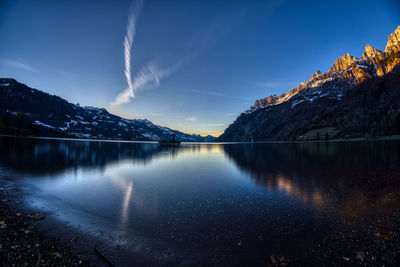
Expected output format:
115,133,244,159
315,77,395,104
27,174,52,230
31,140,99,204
224,141,400,224
0,137,181,176
0,137,223,176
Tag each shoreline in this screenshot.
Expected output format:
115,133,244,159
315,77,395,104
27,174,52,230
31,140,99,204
1,133,400,145
0,177,188,266
2,174,400,266
0,183,91,266
2,137,400,266
0,178,128,266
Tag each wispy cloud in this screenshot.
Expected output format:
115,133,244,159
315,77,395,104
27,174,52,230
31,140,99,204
184,88,224,97
111,0,238,106
0,59,38,73
112,0,253,107
185,117,197,122
205,123,225,127
184,118,225,127
255,81,298,89
112,0,142,105
112,0,184,106
182,88,252,100
113,59,181,105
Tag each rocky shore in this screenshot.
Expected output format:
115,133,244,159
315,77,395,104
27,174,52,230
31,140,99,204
1,179,400,266
0,186,90,266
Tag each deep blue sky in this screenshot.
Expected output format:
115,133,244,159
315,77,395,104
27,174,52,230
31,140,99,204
0,0,399,136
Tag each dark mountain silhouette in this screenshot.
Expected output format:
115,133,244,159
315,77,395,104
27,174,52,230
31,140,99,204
217,26,400,141
0,79,215,142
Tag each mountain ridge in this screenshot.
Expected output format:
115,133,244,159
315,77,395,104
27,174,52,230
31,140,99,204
248,26,400,113
0,78,216,142
217,26,400,142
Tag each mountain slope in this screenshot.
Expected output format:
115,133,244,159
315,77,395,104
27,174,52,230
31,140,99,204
0,79,215,142
217,26,400,141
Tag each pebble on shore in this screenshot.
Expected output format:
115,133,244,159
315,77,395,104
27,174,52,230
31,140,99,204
0,187,89,266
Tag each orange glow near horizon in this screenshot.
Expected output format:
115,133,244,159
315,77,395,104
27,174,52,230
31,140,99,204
107,105,223,138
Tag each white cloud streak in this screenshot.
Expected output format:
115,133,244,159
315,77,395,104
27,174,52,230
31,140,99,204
255,81,298,89
113,0,142,106
205,123,225,127
182,88,252,101
112,0,182,106
0,59,38,73
113,60,181,105
185,117,197,122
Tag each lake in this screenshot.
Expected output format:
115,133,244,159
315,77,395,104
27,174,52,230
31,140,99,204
1,136,400,265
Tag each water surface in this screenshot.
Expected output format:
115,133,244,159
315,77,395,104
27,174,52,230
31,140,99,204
1,137,400,265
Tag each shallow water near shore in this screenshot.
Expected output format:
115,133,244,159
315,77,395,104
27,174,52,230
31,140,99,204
1,136,400,265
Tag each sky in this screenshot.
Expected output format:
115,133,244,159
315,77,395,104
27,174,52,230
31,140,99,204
0,0,399,136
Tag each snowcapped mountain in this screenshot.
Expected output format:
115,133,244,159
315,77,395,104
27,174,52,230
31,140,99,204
249,26,400,113
217,26,400,142
0,79,215,142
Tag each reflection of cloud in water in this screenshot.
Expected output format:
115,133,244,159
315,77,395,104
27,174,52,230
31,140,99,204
106,169,160,232
122,182,133,225
106,173,134,227
3,137,400,232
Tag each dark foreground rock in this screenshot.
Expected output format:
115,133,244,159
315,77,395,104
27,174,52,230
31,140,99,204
0,187,90,266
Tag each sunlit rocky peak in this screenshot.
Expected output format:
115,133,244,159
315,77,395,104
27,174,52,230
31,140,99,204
248,25,400,113
385,25,400,54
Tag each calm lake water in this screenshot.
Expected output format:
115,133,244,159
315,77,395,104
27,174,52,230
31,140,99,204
1,136,400,265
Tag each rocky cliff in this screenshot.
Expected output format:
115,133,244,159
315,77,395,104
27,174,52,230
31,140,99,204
217,26,400,142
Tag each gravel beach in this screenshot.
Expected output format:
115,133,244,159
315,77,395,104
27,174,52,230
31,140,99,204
0,185,91,266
